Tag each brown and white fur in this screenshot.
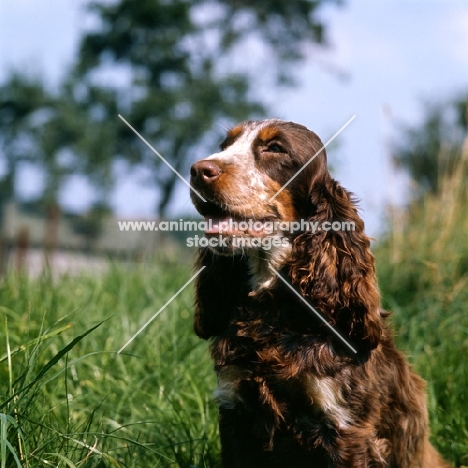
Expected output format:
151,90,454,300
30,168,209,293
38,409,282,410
190,119,449,468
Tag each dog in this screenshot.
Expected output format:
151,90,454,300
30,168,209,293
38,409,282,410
190,119,449,467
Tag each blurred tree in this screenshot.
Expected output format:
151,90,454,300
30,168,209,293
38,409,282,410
0,0,342,218
0,73,49,207
74,0,342,216
393,95,468,195
0,74,118,211
38,81,119,205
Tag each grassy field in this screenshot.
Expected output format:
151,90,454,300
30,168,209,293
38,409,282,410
1,164,468,467
374,161,468,466
0,263,219,467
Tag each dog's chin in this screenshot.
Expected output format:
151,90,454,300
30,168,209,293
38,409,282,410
204,232,288,257
203,233,257,256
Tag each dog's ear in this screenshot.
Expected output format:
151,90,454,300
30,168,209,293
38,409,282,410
194,248,250,339
289,177,382,355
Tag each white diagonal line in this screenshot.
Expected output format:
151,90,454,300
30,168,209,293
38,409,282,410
118,114,207,202
117,266,206,354
268,115,356,202
269,266,357,354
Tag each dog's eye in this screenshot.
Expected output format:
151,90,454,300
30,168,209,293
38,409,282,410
267,143,284,153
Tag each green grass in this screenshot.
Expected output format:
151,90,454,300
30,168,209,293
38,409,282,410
1,162,468,467
0,263,219,467
375,158,468,466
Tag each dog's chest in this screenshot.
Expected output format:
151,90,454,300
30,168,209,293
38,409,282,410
214,364,351,430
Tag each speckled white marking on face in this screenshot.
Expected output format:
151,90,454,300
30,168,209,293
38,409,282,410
206,122,259,164
201,120,295,290
212,121,286,195
205,121,280,211
247,167,268,192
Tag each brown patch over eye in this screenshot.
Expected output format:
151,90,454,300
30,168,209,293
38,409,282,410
255,125,287,155
220,124,245,150
257,125,281,143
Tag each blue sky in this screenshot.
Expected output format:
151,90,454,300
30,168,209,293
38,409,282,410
1,0,468,236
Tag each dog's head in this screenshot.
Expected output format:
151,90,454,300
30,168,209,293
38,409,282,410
190,119,330,255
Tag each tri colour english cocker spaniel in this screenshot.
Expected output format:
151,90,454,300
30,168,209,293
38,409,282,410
189,119,449,468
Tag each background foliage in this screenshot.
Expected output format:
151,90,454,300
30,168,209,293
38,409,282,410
0,0,339,217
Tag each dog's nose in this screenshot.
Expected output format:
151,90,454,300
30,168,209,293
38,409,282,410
190,160,222,184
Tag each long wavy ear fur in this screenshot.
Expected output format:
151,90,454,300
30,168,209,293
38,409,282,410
289,177,382,354
194,248,250,339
